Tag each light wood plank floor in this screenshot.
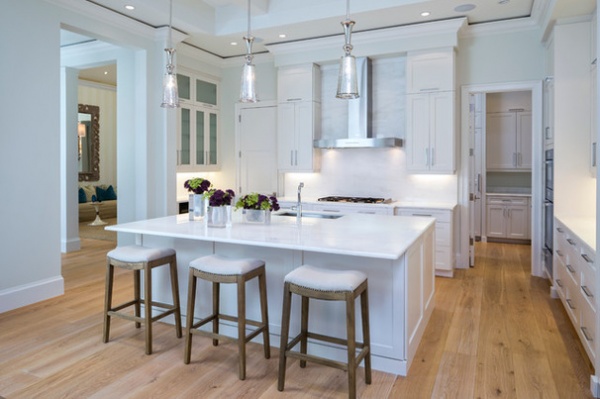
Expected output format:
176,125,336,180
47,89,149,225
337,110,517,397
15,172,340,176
0,239,594,398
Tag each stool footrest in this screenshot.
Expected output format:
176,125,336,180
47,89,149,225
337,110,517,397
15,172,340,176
108,300,178,324
189,313,268,344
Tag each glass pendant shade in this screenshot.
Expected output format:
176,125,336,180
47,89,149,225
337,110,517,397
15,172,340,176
336,11,359,99
240,59,258,103
239,35,258,103
336,53,358,99
161,70,179,108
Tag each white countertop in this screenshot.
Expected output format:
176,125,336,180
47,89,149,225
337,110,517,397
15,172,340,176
555,215,596,251
107,212,435,260
278,197,457,211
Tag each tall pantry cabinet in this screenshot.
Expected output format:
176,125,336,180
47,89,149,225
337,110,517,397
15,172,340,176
405,49,456,173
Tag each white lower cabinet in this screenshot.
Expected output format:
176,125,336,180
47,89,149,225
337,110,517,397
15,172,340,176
395,207,455,278
553,218,597,363
485,195,530,240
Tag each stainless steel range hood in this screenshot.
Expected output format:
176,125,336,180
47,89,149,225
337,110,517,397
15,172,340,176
314,57,403,149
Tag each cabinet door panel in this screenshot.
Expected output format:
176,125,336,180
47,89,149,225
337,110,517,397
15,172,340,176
486,112,517,170
517,112,532,169
430,92,454,172
406,94,431,171
295,101,319,171
506,205,529,239
486,205,506,238
277,103,296,170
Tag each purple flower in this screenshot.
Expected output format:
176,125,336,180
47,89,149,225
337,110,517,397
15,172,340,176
208,189,235,207
184,178,211,194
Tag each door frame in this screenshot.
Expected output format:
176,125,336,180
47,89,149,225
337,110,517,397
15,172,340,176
459,80,544,277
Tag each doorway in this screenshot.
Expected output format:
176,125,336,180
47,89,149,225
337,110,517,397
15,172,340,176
460,81,544,277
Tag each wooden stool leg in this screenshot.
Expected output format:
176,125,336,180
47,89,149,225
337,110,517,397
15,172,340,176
212,281,220,346
300,295,309,368
134,269,141,329
346,293,357,399
361,287,372,384
169,259,182,338
184,268,197,364
144,263,153,355
277,282,292,392
237,275,247,380
102,261,114,343
258,270,270,359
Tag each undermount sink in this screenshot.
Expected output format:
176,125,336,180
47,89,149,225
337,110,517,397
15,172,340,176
276,211,343,220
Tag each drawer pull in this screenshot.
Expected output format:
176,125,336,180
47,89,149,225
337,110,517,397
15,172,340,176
322,209,341,213
581,326,594,342
566,264,575,274
557,227,564,233
555,250,563,257
412,213,433,217
566,298,576,310
582,285,594,298
566,238,576,246
358,211,376,214
555,279,563,288
582,253,594,263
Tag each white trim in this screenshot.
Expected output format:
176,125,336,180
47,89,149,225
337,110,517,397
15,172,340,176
78,79,117,91
0,276,65,314
61,237,81,253
459,81,544,277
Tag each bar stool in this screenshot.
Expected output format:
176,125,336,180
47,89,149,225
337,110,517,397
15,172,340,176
278,265,371,399
103,245,182,355
184,254,270,380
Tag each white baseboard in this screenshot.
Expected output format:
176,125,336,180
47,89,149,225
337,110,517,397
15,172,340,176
62,237,81,253
591,375,600,398
0,276,64,314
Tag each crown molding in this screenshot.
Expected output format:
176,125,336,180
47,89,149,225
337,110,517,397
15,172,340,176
265,18,467,58
460,17,540,39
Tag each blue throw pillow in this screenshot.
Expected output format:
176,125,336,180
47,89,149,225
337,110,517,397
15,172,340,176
96,185,117,201
78,187,87,203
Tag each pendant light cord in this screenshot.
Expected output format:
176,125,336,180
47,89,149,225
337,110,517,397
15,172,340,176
345,0,350,21
247,0,251,39
168,0,173,48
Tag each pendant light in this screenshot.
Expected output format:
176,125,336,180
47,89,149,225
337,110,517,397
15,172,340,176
239,0,258,103
161,0,180,108
336,0,359,99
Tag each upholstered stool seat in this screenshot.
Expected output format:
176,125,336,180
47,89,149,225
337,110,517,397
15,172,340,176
278,265,371,399
103,245,182,355
184,254,270,380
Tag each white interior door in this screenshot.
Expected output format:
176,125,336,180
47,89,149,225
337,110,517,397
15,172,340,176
237,105,278,196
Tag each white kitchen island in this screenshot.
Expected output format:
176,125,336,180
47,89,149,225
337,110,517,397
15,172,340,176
107,212,435,376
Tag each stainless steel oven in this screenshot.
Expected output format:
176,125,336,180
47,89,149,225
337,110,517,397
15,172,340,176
544,149,554,277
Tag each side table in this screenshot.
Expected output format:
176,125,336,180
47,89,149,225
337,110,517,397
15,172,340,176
89,202,108,226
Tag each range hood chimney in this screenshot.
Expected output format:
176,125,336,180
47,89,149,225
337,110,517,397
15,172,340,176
314,57,403,149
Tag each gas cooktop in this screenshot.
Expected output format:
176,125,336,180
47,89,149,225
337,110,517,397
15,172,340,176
317,196,392,204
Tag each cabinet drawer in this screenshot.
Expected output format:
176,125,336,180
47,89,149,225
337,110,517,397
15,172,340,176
580,254,596,311
395,208,451,223
580,299,597,361
554,255,566,299
563,275,580,326
435,222,451,245
486,196,528,206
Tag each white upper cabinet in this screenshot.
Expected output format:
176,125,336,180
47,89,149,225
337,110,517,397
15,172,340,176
486,111,532,171
176,73,220,171
406,49,455,94
277,63,321,103
406,91,455,173
277,63,321,172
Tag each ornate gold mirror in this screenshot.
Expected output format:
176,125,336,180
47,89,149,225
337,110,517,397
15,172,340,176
78,104,100,181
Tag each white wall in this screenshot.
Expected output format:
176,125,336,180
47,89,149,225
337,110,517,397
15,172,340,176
0,0,64,311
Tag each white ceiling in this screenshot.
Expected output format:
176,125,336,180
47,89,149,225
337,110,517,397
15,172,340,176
65,0,596,85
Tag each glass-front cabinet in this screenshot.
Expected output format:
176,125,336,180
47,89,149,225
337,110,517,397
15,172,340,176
176,72,219,171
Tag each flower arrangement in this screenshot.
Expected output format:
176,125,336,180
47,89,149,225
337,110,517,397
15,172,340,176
184,177,212,194
206,189,235,207
235,193,280,211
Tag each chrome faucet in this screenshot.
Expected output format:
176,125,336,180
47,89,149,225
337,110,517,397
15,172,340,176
297,182,304,222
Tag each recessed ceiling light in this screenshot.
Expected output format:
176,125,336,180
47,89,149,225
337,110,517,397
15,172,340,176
420,11,431,17
454,4,476,13
124,5,135,11
104,71,108,75
279,34,287,39
230,41,238,46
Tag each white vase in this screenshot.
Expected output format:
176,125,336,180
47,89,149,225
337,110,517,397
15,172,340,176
207,205,231,228
242,209,271,225
190,194,206,221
